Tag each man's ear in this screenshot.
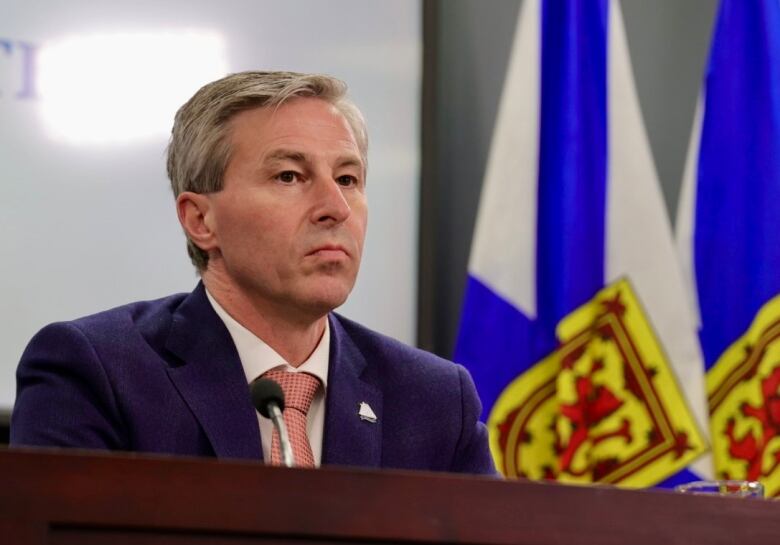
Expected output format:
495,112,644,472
177,191,218,253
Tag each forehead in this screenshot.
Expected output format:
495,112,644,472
227,97,360,158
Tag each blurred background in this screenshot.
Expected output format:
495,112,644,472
0,0,718,439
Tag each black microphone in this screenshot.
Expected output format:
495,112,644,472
250,378,295,467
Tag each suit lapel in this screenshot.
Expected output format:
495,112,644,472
322,314,382,468
164,283,262,461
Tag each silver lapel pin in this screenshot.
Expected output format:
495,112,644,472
358,401,377,423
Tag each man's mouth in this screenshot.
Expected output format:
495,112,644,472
307,244,350,259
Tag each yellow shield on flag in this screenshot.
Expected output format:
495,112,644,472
487,278,707,487
707,294,780,498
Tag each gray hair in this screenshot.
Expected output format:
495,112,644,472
166,70,368,270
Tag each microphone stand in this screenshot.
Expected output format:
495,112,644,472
267,403,294,468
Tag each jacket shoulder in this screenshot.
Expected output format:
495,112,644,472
65,292,189,337
11,290,192,450
331,313,455,372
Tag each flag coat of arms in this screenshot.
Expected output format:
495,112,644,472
456,0,709,487
676,0,780,497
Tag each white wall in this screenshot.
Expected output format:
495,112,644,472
0,0,421,409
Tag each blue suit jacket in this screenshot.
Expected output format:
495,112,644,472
11,283,495,474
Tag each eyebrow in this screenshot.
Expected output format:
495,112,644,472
263,149,364,170
334,156,364,170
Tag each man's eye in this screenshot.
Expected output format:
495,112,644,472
277,171,299,183
337,175,358,187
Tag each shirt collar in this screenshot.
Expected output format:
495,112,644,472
205,289,330,387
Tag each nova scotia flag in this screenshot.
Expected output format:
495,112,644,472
676,0,780,497
456,0,710,487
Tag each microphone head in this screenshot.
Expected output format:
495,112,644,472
250,378,285,418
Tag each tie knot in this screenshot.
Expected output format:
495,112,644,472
263,369,320,414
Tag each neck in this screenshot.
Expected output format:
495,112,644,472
202,267,326,367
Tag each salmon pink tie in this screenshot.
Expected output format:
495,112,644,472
263,368,321,468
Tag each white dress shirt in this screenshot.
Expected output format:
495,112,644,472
205,290,329,466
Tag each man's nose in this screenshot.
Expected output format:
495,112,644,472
311,176,351,225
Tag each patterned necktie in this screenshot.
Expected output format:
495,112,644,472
263,368,321,468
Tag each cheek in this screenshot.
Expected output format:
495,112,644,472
350,199,368,239
345,214,367,253
215,200,273,248
354,217,368,246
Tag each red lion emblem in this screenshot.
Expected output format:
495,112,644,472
722,364,780,481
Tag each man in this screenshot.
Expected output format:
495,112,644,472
11,71,495,474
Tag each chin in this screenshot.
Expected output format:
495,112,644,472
303,284,353,314
310,294,350,314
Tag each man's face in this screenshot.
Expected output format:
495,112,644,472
203,97,367,319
